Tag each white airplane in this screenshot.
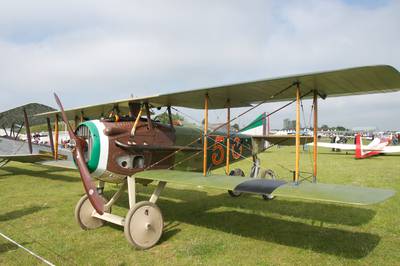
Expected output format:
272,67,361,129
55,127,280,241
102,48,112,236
307,134,400,159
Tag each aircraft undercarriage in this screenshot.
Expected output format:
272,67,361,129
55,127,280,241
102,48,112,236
75,176,166,250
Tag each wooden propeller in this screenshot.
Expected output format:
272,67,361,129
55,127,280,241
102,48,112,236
54,93,104,215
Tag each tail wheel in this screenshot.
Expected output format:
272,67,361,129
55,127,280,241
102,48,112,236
75,194,109,230
228,168,245,197
124,201,164,250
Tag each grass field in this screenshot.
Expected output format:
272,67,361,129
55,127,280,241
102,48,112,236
0,146,399,265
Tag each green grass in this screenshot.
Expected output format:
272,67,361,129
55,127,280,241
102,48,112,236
0,147,399,265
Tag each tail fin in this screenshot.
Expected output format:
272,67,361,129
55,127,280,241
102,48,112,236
355,134,362,159
355,134,381,159
239,113,266,135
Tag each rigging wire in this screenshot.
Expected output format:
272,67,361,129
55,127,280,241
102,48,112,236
145,84,313,178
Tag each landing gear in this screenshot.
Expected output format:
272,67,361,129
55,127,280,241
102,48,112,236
75,177,166,250
124,201,164,250
228,168,245,197
75,194,109,230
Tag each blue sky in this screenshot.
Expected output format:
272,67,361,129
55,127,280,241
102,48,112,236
0,0,399,130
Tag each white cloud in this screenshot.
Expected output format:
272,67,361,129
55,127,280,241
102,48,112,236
0,0,399,129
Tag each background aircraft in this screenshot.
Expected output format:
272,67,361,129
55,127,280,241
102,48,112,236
307,134,400,159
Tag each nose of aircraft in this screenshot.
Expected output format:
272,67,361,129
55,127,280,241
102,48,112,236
54,93,105,215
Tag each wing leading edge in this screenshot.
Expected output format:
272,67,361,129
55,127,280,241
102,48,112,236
134,170,395,205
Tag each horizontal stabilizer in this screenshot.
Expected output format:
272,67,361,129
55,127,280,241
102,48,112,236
273,182,395,205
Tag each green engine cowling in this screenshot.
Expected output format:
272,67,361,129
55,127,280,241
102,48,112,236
75,120,125,183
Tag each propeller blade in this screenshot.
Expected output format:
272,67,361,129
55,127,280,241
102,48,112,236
54,93,104,215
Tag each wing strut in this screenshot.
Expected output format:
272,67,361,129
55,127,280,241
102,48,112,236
46,117,55,157
54,114,59,160
203,94,209,176
226,99,230,174
295,83,301,183
313,90,318,182
23,108,32,154
167,106,174,129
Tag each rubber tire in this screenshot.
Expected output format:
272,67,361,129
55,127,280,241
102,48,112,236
124,201,164,250
75,194,109,230
228,169,245,197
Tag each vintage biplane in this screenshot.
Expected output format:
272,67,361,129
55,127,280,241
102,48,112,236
307,134,400,159
1,65,400,249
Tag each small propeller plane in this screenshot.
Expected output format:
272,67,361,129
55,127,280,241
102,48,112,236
308,134,400,159
1,65,400,249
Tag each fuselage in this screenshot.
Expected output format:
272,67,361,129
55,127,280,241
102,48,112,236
77,119,253,183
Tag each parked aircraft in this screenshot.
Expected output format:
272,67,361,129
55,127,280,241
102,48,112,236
1,65,399,249
307,134,400,159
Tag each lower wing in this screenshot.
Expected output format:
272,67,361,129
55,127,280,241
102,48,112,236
134,169,395,205
0,148,75,169
0,153,55,163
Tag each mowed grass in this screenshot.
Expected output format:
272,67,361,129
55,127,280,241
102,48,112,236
0,146,399,265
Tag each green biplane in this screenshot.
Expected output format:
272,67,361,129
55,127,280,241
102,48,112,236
1,65,399,249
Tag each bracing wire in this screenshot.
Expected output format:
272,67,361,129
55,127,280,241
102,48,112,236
144,83,313,178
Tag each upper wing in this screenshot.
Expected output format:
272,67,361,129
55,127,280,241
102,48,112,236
306,142,357,150
36,65,400,119
134,169,395,205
